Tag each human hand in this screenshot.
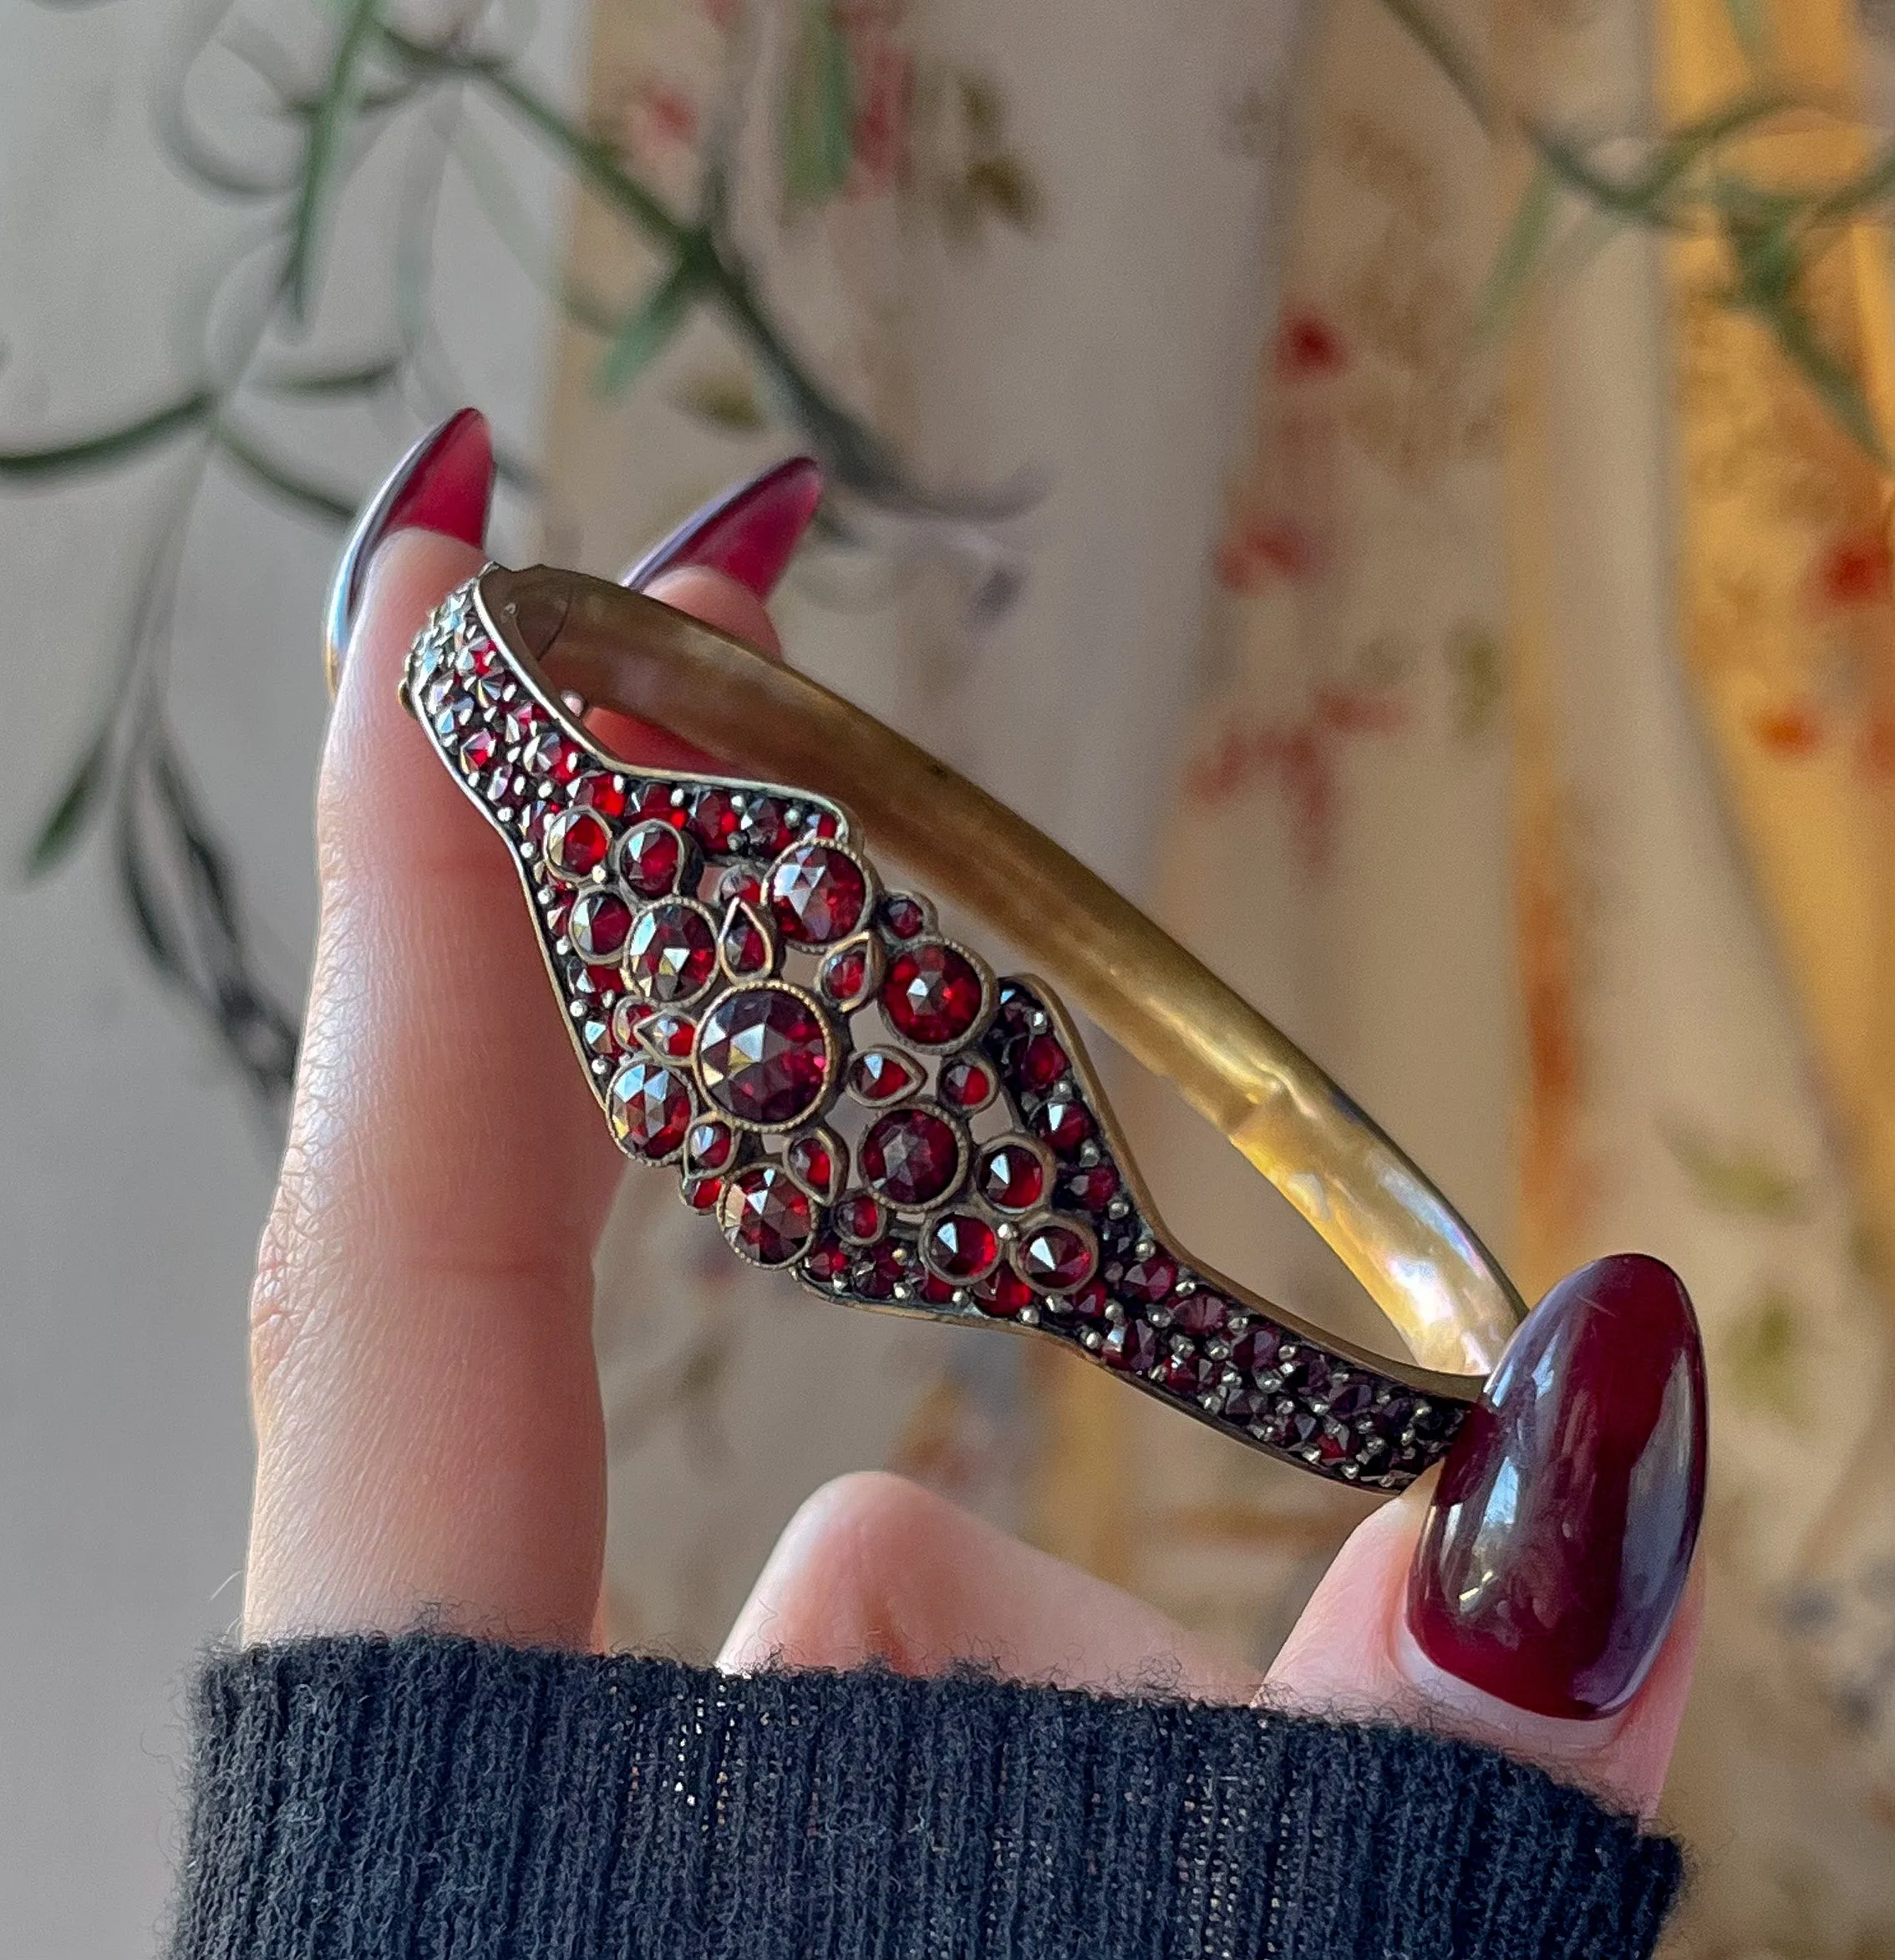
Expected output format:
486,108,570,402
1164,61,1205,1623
246,419,1704,1828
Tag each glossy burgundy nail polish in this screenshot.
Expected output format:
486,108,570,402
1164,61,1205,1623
621,456,823,597
325,410,495,690
1405,1252,1706,1719
374,407,494,551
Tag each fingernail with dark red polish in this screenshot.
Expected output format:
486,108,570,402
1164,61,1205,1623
621,455,824,598
1405,1252,1707,1720
324,409,495,689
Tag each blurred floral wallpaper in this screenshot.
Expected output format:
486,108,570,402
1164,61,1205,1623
6,0,1895,1950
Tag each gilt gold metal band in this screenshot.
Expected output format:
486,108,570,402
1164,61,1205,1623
403,563,1523,1490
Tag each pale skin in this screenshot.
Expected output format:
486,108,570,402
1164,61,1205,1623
246,528,1702,1831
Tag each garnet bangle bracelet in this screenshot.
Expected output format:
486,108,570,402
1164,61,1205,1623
400,562,1524,1490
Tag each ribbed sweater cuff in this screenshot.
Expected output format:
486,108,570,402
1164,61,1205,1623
167,1635,1682,1960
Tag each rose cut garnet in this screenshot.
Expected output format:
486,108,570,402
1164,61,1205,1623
787,1130,843,1200
628,781,688,827
879,893,927,940
688,788,742,854
974,1266,1036,1317
1065,1165,1120,1213
568,890,635,964
686,1119,735,1170
573,772,629,820
860,1107,962,1208
1030,1096,1093,1159
526,729,582,784
721,909,772,975
742,798,795,856
836,1194,886,1242
978,1142,1045,1213
1019,1033,1069,1093
680,1175,723,1213
1114,1252,1178,1305
939,1059,995,1111
625,903,716,1002
621,1008,696,1058
881,943,983,1047
1019,1222,1095,1292
719,1164,815,1266
1172,1293,1229,1337
620,821,688,898
606,1060,693,1160
544,807,612,882
1229,1324,1283,1378
767,844,867,944
847,1051,917,1103
1103,1322,1160,1373
926,1213,1000,1282
804,1235,851,1283
695,984,833,1128
819,944,870,1006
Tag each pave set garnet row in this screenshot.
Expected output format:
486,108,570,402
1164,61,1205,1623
407,582,1466,1489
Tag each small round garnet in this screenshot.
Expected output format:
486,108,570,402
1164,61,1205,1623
1171,1293,1229,1337
1019,1033,1069,1093
568,889,635,964
836,1193,886,1243
741,798,795,856
680,1175,723,1213
607,1059,693,1160
1030,1096,1093,1159
459,729,498,777
879,893,927,940
973,1266,1036,1318
719,1164,815,1266
787,1130,843,1199
938,1059,994,1111
860,1107,963,1209
624,902,716,1003
618,821,688,899
819,944,870,1006
1019,1222,1095,1292
1115,1252,1178,1305
1103,1322,1160,1373
620,1008,696,1057
768,844,868,945
847,1051,917,1103
695,983,833,1128
686,1119,734,1170
881,943,984,1048
526,729,582,784
1229,1325,1283,1378
688,788,742,854
573,772,629,820
926,1213,1000,1282
978,1141,1045,1213
721,911,771,975
628,781,688,827
1064,1165,1120,1213
803,1234,851,1283
544,807,612,883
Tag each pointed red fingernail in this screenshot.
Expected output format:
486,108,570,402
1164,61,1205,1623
324,409,494,691
621,456,824,598
1405,1252,1708,1719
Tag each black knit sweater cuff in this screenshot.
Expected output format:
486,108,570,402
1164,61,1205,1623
167,1636,1682,1960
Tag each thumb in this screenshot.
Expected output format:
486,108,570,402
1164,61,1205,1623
1264,1254,1707,1821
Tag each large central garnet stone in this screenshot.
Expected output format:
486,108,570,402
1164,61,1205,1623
695,983,832,1128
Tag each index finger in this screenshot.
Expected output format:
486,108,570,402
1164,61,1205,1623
244,435,800,1646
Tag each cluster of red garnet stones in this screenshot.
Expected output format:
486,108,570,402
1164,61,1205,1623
412,590,1463,1489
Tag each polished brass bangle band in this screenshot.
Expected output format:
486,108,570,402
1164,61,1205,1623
479,563,1523,1391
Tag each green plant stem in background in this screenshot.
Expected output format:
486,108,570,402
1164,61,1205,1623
1377,0,1895,465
